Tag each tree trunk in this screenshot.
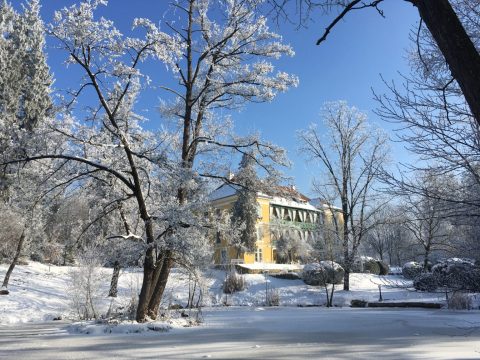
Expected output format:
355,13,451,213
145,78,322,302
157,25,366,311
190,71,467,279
342,214,350,291
136,246,155,322
343,268,350,291
414,0,480,126
147,255,165,302
2,229,26,289
147,252,174,319
108,261,121,297
423,245,430,271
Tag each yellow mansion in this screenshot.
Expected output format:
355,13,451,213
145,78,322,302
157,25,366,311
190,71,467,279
210,183,342,265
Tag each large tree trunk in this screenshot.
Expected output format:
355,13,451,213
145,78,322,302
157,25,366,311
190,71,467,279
147,252,174,319
136,245,155,322
108,261,121,297
2,229,26,290
414,0,480,126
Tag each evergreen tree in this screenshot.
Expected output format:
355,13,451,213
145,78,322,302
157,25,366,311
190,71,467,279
0,0,53,291
232,153,261,253
0,0,52,131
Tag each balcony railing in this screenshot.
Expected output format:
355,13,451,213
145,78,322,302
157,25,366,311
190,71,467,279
270,219,320,231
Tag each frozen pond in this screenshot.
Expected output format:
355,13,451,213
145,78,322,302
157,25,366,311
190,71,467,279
1,307,479,359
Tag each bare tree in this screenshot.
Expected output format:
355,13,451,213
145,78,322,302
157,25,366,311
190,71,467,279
399,171,455,269
369,1,480,266
364,206,397,262
299,101,389,290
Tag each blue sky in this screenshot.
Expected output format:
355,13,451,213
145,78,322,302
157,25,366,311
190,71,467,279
29,0,419,196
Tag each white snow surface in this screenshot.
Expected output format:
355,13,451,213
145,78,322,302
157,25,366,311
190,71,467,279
1,307,480,359
1,261,479,326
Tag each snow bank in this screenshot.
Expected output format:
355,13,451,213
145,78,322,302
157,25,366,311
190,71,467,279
68,321,172,335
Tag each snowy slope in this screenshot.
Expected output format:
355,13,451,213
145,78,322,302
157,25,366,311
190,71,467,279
0,262,477,324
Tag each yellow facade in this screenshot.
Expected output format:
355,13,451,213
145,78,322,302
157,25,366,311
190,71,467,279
212,193,274,265
210,186,341,265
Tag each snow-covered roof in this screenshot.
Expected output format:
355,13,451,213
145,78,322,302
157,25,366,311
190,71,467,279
210,184,329,213
309,197,342,211
269,196,319,212
209,183,240,201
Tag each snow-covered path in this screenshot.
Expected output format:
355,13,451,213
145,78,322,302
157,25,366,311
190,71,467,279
1,307,479,359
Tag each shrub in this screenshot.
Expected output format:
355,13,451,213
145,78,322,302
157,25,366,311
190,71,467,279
352,257,385,275
223,271,245,294
303,261,344,286
413,272,439,291
377,261,390,276
271,272,301,280
402,261,423,280
266,288,280,306
363,259,380,275
68,248,104,320
432,258,480,291
30,253,44,262
351,299,368,308
448,292,472,310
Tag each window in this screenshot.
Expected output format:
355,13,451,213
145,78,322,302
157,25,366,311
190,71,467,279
255,248,262,262
221,249,228,264
216,231,221,244
256,202,262,219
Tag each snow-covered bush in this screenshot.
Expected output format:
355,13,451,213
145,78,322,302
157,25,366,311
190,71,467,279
413,272,439,291
352,257,388,275
412,258,480,292
41,242,64,265
223,270,246,294
266,288,280,306
377,261,390,275
68,248,105,320
448,292,473,310
402,261,423,280
271,272,301,280
432,258,480,291
302,261,344,286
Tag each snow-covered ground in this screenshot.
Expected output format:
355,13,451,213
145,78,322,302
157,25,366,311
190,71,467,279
1,307,480,359
2,262,480,358
0,261,478,325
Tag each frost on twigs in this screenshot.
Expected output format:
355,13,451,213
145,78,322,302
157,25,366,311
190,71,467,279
68,246,104,321
223,270,246,294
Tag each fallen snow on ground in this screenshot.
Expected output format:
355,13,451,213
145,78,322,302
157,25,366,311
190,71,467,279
1,261,478,325
1,307,480,359
68,320,173,335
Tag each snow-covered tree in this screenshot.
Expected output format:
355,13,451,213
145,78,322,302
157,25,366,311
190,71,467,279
137,0,295,320
0,0,52,132
299,101,389,290
376,0,480,216
2,0,294,319
400,171,456,269
0,0,54,292
362,205,415,266
232,153,262,253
